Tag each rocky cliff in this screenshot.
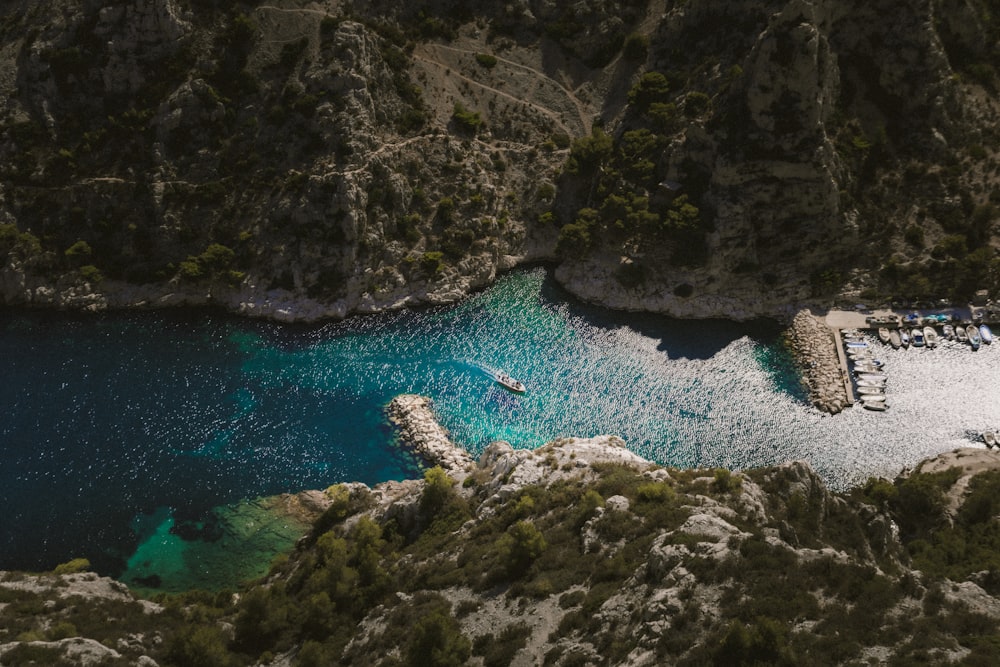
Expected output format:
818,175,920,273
0,0,996,321
3,401,1000,666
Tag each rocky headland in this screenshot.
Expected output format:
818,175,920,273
4,396,1000,665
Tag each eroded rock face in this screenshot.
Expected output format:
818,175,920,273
0,0,996,322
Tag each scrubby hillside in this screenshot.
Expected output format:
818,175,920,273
3,441,1000,666
0,0,998,320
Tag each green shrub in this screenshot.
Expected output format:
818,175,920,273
860,477,897,508
53,558,90,575
684,91,711,117
79,265,103,283
499,520,548,577
166,624,235,667
420,251,446,276
637,481,675,503
452,103,483,134
64,240,92,260
475,53,498,68
48,621,77,640
711,618,796,666
623,33,649,62
627,72,670,111
565,129,613,176
420,467,456,518
405,609,471,667
904,224,925,248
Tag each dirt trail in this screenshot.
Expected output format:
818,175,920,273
422,43,591,135
411,51,578,137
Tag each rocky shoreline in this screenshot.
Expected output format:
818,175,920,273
785,309,850,414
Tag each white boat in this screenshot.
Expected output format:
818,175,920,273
856,378,886,388
900,330,910,347
889,329,902,349
854,361,885,373
942,324,955,340
856,372,888,382
862,399,888,411
923,326,938,348
495,372,526,393
983,431,997,449
980,324,993,345
857,386,885,395
845,340,869,350
967,325,981,350
955,325,969,343
877,327,891,344
910,328,924,347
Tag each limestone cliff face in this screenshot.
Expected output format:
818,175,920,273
0,0,997,320
558,0,998,317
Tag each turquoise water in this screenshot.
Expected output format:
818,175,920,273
1,268,997,590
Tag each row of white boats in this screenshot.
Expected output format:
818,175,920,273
876,322,994,350
843,321,995,413
842,330,891,411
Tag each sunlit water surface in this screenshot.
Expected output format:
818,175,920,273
1,269,997,590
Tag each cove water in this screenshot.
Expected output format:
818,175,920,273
2,269,997,591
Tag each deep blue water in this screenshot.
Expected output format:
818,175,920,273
2,268,997,590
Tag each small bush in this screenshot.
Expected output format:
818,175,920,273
475,53,498,68
64,240,92,259
452,103,483,134
623,33,649,62
712,469,740,494
53,558,90,575
420,251,446,276
79,265,103,284
499,520,547,577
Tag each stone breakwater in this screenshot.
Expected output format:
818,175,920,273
385,394,475,474
786,310,850,414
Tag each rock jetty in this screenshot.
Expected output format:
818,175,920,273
385,394,475,474
786,310,850,414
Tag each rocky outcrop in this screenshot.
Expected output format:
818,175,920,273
5,426,1000,664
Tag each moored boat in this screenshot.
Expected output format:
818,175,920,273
967,325,982,350
889,329,902,349
984,431,997,449
923,326,938,348
857,386,886,395
942,324,955,340
878,327,891,344
900,330,910,347
980,324,993,345
860,394,888,410
955,325,968,343
910,328,924,347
